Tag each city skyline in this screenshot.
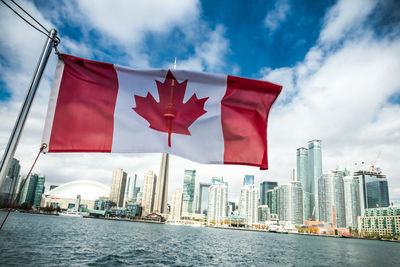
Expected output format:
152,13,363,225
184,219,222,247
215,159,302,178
0,0,399,204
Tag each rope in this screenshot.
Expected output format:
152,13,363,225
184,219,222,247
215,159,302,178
0,0,60,43
0,143,47,231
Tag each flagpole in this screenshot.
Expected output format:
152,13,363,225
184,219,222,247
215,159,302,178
0,29,58,189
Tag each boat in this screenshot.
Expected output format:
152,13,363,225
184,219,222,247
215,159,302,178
59,210,83,218
341,233,353,238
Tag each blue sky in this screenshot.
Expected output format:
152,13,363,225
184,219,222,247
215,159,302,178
1,0,400,202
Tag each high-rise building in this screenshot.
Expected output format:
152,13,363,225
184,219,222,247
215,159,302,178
297,147,313,221
228,201,236,214
7,158,21,203
243,175,255,186
133,186,140,202
170,188,183,221
308,140,322,221
197,182,211,215
109,168,127,208
277,178,303,225
260,181,278,205
318,170,346,228
354,169,389,216
19,174,45,207
343,176,361,229
239,185,259,226
141,170,157,216
258,205,270,223
207,182,228,224
182,170,196,214
154,153,169,214
125,174,137,203
266,188,278,214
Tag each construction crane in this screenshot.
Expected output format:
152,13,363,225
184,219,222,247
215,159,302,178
370,152,381,170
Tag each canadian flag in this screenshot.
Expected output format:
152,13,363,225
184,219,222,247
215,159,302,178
42,54,282,169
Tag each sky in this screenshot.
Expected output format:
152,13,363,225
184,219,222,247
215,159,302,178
0,0,399,203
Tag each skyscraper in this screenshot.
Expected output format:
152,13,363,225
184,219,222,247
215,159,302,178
170,188,183,221
141,170,157,216
277,179,303,225
266,188,278,214
308,140,322,221
126,174,137,202
207,182,228,224
154,153,169,214
109,168,127,208
318,170,346,227
19,174,45,207
296,147,312,221
354,169,389,216
182,170,196,214
260,181,278,205
243,175,254,186
197,182,211,214
7,158,21,203
343,176,361,229
239,184,259,226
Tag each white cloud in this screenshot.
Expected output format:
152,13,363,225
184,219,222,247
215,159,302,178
318,0,376,44
175,25,229,73
264,0,291,32
76,0,200,45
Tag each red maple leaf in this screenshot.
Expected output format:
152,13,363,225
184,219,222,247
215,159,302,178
133,70,208,147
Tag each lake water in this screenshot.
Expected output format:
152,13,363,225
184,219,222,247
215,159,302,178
0,212,399,266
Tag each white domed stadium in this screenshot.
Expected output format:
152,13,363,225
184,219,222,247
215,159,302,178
41,180,110,210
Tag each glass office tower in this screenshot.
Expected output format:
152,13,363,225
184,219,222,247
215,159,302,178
182,170,196,214
308,140,322,221
260,181,278,205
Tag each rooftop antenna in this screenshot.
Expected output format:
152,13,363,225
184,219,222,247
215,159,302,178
173,57,177,70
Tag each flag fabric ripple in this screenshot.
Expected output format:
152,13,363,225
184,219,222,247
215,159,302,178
42,54,282,169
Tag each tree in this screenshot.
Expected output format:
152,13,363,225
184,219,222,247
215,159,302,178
19,202,32,210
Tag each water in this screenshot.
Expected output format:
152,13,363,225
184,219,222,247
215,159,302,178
0,212,399,266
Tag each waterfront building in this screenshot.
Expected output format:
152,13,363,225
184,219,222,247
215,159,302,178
94,197,116,210
308,140,322,221
110,168,127,208
243,175,254,186
297,147,313,221
19,173,45,207
7,158,21,203
354,169,389,216
266,188,278,215
343,176,361,229
318,170,346,228
260,181,278,205
0,158,21,203
182,170,196,214
125,174,137,203
239,185,259,226
258,205,270,223
141,170,157,216
207,182,228,224
197,182,211,215
277,178,303,225
136,191,142,203
170,188,183,221
211,177,224,184
154,153,169,214
41,180,110,210
358,207,400,236
134,186,140,202
228,201,236,215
